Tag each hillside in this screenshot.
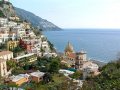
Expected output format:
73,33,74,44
14,7,61,31
0,1,15,18
0,1,61,31
81,60,120,90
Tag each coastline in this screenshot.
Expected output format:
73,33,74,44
90,59,106,67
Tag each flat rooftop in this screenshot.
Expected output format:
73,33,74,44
14,53,35,60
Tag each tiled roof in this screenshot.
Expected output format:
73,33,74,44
66,53,76,59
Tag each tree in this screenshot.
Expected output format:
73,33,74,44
43,73,52,84
12,46,24,57
0,42,7,50
0,10,4,17
48,40,56,52
70,71,83,79
7,60,16,70
49,60,60,73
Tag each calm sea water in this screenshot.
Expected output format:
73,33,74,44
43,29,120,62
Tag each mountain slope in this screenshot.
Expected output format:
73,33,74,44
15,7,61,31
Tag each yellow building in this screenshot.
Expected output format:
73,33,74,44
9,16,20,21
7,40,19,50
23,22,31,29
9,74,29,86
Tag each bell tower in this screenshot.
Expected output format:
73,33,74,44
77,50,87,61
76,50,87,70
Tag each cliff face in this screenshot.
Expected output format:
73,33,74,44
0,1,61,31
15,7,61,31
0,1,15,18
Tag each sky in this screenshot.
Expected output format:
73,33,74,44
10,0,120,29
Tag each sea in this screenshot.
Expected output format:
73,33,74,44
43,29,120,63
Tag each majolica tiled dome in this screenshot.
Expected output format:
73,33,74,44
64,42,74,53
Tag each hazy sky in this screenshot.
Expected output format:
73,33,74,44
11,0,120,28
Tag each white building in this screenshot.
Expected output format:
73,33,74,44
0,51,13,60
14,53,37,62
82,62,99,72
8,21,17,27
59,69,74,76
0,31,9,43
9,74,30,86
82,62,99,80
0,58,8,77
0,18,8,25
13,26,26,38
9,32,17,40
0,27,9,32
42,41,50,52
43,52,57,57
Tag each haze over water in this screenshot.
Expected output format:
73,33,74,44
43,29,120,63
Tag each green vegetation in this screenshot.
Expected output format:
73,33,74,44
33,27,42,36
11,46,25,57
48,40,56,52
12,46,24,53
0,1,3,7
37,57,60,73
0,10,4,17
70,71,83,79
49,59,60,73
7,60,16,70
81,60,120,90
0,42,7,50
31,74,68,90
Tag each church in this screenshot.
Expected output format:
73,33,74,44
62,42,99,76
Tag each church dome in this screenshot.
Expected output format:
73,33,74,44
64,42,74,53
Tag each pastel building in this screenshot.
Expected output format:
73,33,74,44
0,18,8,25
83,62,99,80
9,74,30,86
62,42,99,78
7,40,19,50
30,71,45,83
19,38,42,54
13,26,26,38
0,51,13,60
8,21,17,27
9,16,20,21
0,58,7,77
0,31,9,43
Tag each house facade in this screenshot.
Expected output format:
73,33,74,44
0,58,7,77
7,40,19,50
30,71,45,83
9,74,29,86
0,51,13,60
